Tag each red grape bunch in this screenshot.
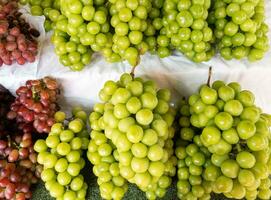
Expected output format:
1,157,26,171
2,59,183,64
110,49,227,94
34,108,89,200
0,132,42,200
0,0,40,66
7,77,59,134
0,84,42,200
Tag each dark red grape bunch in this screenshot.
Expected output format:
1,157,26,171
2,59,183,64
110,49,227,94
0,84,15,137
0,0,40,66
0,132,42,200
7,77,60,134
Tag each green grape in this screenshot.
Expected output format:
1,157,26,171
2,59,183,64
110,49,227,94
200,126,221,146
214,112,233,131
200,85,218,105
220,159,239,178
214,175,233,193
236,151,256,169
238,169,255,187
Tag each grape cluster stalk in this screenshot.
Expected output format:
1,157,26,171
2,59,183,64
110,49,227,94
0,0,40,66
7,77,59,134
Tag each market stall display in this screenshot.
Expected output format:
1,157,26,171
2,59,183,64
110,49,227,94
0,0,270,200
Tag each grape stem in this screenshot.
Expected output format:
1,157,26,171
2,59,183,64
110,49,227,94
31,87,39,102
130,56,140,79
229,152,236,159
130,65,136,79
7,135,19,149
207,66,212,87
7,135,11,147
236,144,242,152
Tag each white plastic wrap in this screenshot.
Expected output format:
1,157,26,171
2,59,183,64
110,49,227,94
0,2,271,113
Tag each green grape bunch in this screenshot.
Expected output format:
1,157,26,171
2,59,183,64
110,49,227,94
59,0,112,52
159,0,215,62
33,108,90,200
87,130,128,199
106,0,160,66
175,140,214,200
23,0,270,69
20,0,61,32
88,73,177,199
51,0,110,71
177,68,271,200
175,98,214,200
208,0,269,61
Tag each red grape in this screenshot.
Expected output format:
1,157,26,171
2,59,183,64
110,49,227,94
16,57,25,65
6,35,16,42
10,27,20,37
8,149,19,162
11,49,22,59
